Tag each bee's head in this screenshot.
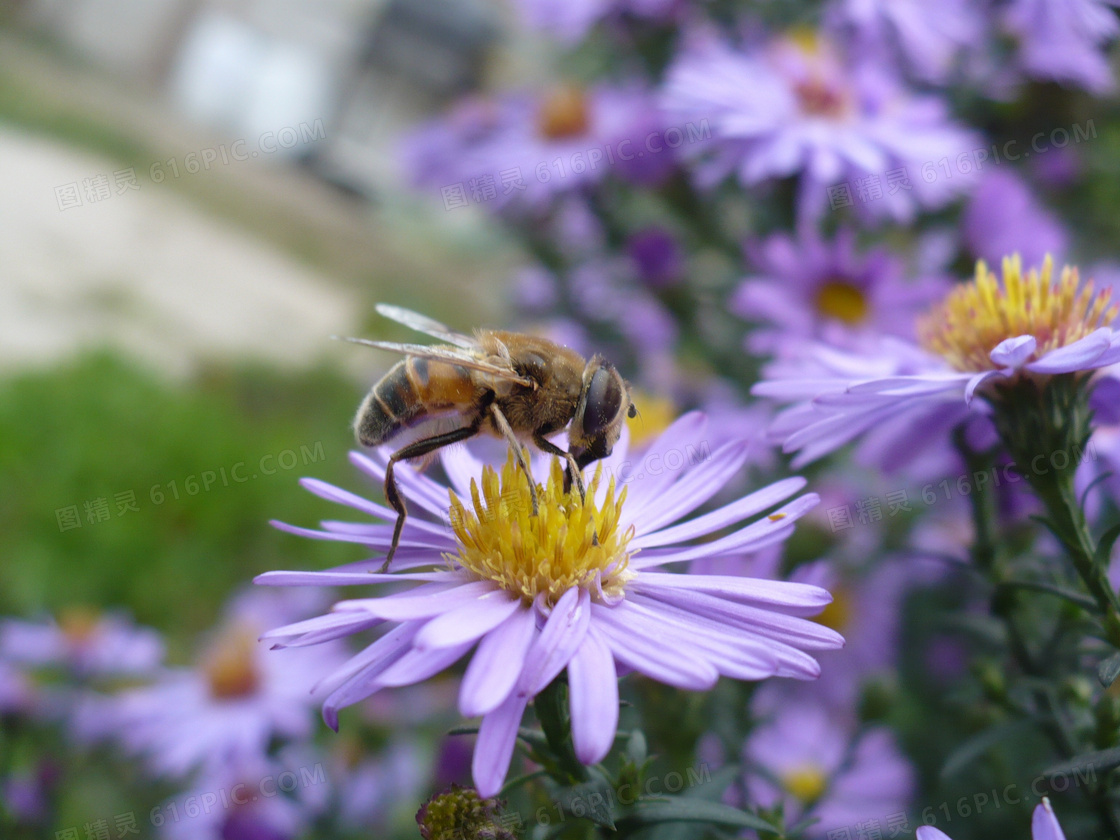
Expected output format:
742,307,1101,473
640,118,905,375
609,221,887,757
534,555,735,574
570,357,636,471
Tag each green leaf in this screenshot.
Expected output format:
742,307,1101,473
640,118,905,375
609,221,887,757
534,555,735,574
618,797,778,832
1041,748,1120,778
555,779,616,829
1094,523,1120,568
996,580,1097,611
940,720,1036,779
1100,653,1120,688
626,729,649,766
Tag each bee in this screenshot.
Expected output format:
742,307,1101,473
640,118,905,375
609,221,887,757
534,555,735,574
345,304,636,570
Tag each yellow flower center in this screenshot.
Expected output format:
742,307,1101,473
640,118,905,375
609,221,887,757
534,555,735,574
447,453,635,606
919,255,1118,372
782,765,828,803
58,607,101,645
537,85,591,140
814,586,851,632
814,280,869,325
200,623,262,699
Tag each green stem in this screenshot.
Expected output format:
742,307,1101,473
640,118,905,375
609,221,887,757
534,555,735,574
536,676,589,785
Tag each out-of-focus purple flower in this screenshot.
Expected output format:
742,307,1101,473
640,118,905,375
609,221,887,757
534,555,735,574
404,83,671,212
513,0,680,42
157,755,320,840
0,609,163,680
827,0,983,82
330,739,426,832
734,228,949,354
627,226,684,289
918,798,1068,840
0,659,35,715
1002,0,1120,93
744,688,914,837
963,170,1067,267
754,257,1120,467
104,589,346,780
661,30,979,223
256,413,842,797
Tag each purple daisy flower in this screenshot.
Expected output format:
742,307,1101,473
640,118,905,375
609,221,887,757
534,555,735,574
256,412,843,797
827,0,983,83
744,687,914,837
661,30,978,223
404,83,670,212
104,589,347,780
754,256,1120,466
963,170,1067,268
918,798,1068,840
1001,0,1120,94
0,609,163,680
733,227,949,354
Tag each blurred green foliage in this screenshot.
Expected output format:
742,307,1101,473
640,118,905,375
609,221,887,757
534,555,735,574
0,352,369,650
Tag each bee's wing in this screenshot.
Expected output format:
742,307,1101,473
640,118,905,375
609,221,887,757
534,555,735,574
375,304,475,349
341,339,534,387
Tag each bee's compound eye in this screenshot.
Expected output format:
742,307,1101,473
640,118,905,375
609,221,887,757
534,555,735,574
583,367,624,438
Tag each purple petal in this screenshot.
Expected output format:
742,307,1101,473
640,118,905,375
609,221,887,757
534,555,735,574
965,370,1002,403
623,413,708,513
631,494,818,563
373,641,473,687
1031,799,1067,840
415,590,522,650
567,628,618,764
472,691,529,798
254,570,455,587
915,829,953,840
989,335,1036,368
631,477,806,548
334,580,497,621
349,451,450,517
319,623,421,727
261,611,384,646
624,441,749,535
460,608,537,717
1027,328,1113,374
516,588,591,697
300,477,448,537
631,572,834,610
592,603,719,689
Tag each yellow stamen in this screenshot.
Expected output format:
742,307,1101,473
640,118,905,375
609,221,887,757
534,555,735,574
782,765,828,803
918,255,1118,372
447,453,635,606
814,280,869,325
200,623,262,699
537,85,590,140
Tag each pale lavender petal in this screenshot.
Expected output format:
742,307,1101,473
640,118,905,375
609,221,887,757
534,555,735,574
334,580,498,621
1027,328,1113,373
473,691,530,798
622,413,708,513
261,611,384,646
254,569,454,587
415,590,521,650
1031,799,1068,840
630,494,818,563
348,451,450,517
1092,333,1120,366
567,627,618,765
965,370,1003,403
373,641,473,687
516,588,591,697
300,477,449,537
592,603,719,689
989,335,1036,368
631,476,807,548
915,829,953,840
460,607,537,717
320,623,421,728
631,572,834,610
624,441,749,534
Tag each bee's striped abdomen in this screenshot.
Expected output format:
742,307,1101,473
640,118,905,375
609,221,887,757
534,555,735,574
354,357,477,446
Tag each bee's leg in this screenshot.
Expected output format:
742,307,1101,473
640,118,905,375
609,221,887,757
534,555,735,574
489,405,538,517
381,417,484,572
533,433,586,503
